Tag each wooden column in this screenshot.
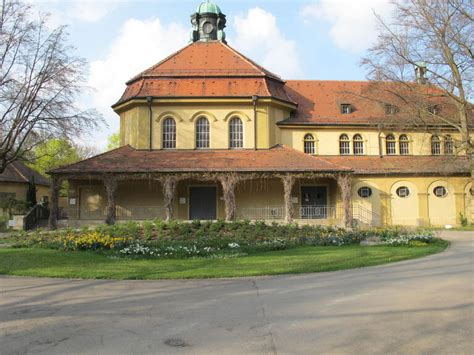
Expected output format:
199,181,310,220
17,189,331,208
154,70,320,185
104,176,117,225
162,176,177,221
337,173,353,228
48,176,61,230
219,174,238,221
281,174,295,223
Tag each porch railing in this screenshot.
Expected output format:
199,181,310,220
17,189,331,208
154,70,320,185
236,206,285,220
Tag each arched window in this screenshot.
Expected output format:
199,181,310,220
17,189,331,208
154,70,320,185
431,135,441,155
353,134,364,155
339,134,350,155
444,135,454,155
229,117,243,149
399,135,409,155
304,134,315,154
195,117,210,149
386,134,396,155
162,117,176,149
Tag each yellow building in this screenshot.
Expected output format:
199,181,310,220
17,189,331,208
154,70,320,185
0,161,51,216
49,2,472,229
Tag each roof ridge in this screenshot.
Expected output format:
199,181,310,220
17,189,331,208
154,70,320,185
224,42,283,82
126,43,194,85
11,162,29,183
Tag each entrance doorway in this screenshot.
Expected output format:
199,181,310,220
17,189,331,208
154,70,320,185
189,186,217,220
301,186,328,219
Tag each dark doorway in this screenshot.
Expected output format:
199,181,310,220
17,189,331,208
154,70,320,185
301,186,328,219
189,186,217,220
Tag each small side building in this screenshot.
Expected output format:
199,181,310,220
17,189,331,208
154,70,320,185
0,161,51,215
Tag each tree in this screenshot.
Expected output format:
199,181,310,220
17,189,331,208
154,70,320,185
27,138,82,176
0,0,103,174
362,0,473,173
26,176,37,206
107,132,120,151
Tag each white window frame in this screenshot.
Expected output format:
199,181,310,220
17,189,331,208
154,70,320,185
195,116,210,149
303,134,315,154
162,117,176,149
229,117,243,149
339,134,350,155
353,134,364,155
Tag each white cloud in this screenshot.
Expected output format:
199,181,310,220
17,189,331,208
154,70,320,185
87,17,188,149
70,1,115,22
231,7,303,79
30,0,120,26
301,0,393,53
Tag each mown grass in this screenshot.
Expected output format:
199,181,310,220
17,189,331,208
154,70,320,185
0,239,448,280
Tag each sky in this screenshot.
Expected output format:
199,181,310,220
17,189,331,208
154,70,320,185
28,0,394,150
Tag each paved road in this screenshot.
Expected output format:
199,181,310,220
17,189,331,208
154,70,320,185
1,231,473,354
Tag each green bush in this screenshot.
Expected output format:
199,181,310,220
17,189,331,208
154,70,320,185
459,213,468,227
11,221,434,259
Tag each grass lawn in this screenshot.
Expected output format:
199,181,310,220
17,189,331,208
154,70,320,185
0,240,448,280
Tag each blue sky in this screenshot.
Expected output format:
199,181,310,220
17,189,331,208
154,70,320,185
29,0,393,149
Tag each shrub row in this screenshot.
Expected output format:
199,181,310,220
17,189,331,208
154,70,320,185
11,220,435,259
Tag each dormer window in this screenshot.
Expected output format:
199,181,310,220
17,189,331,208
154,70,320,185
340,104,352,114
385,104,398,115
428,105,439,115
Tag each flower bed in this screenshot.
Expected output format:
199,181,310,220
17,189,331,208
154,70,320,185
11,220,436,259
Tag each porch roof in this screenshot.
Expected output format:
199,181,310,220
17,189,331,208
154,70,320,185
321,155,470,175
50,145,351,175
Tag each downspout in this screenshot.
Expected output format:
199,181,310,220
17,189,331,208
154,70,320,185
147,96,153,151
252,95,258,150
378,123,383,158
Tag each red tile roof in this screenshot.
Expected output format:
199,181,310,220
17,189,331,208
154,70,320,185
51,145,468,176
319,155,469,175
0,161,51,186
50,145,350,174
114,41,294,107
129,41,281,81
283,80,468,126
113,41,471,126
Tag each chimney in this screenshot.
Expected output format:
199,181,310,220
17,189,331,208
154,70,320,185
415,62,427,85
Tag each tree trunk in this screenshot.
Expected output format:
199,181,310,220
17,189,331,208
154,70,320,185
162,176,177,221
104,176,117,225
337,173,353,228
219,174,238,221
48,176,61,230
281,174,295,223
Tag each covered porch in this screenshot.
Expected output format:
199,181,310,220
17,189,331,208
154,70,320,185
48,145,354,229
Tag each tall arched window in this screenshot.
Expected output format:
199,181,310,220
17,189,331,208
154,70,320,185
399,135,409,155
444,135,454,155
229,117,243,149
303,134,315,154
339,134,350,155
431,135,441,155
386,134,396,155
162,117,176,149
353,134,364,155
195,117,210,149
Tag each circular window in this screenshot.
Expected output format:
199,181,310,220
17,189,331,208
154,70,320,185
396,186,410,198
433,186,447,197
358,186,372,198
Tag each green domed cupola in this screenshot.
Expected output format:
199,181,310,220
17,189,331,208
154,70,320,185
196,1,222,15
190,1,226,43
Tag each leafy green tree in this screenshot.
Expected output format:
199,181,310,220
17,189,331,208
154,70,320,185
107,133,121,151
28,139,81,176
